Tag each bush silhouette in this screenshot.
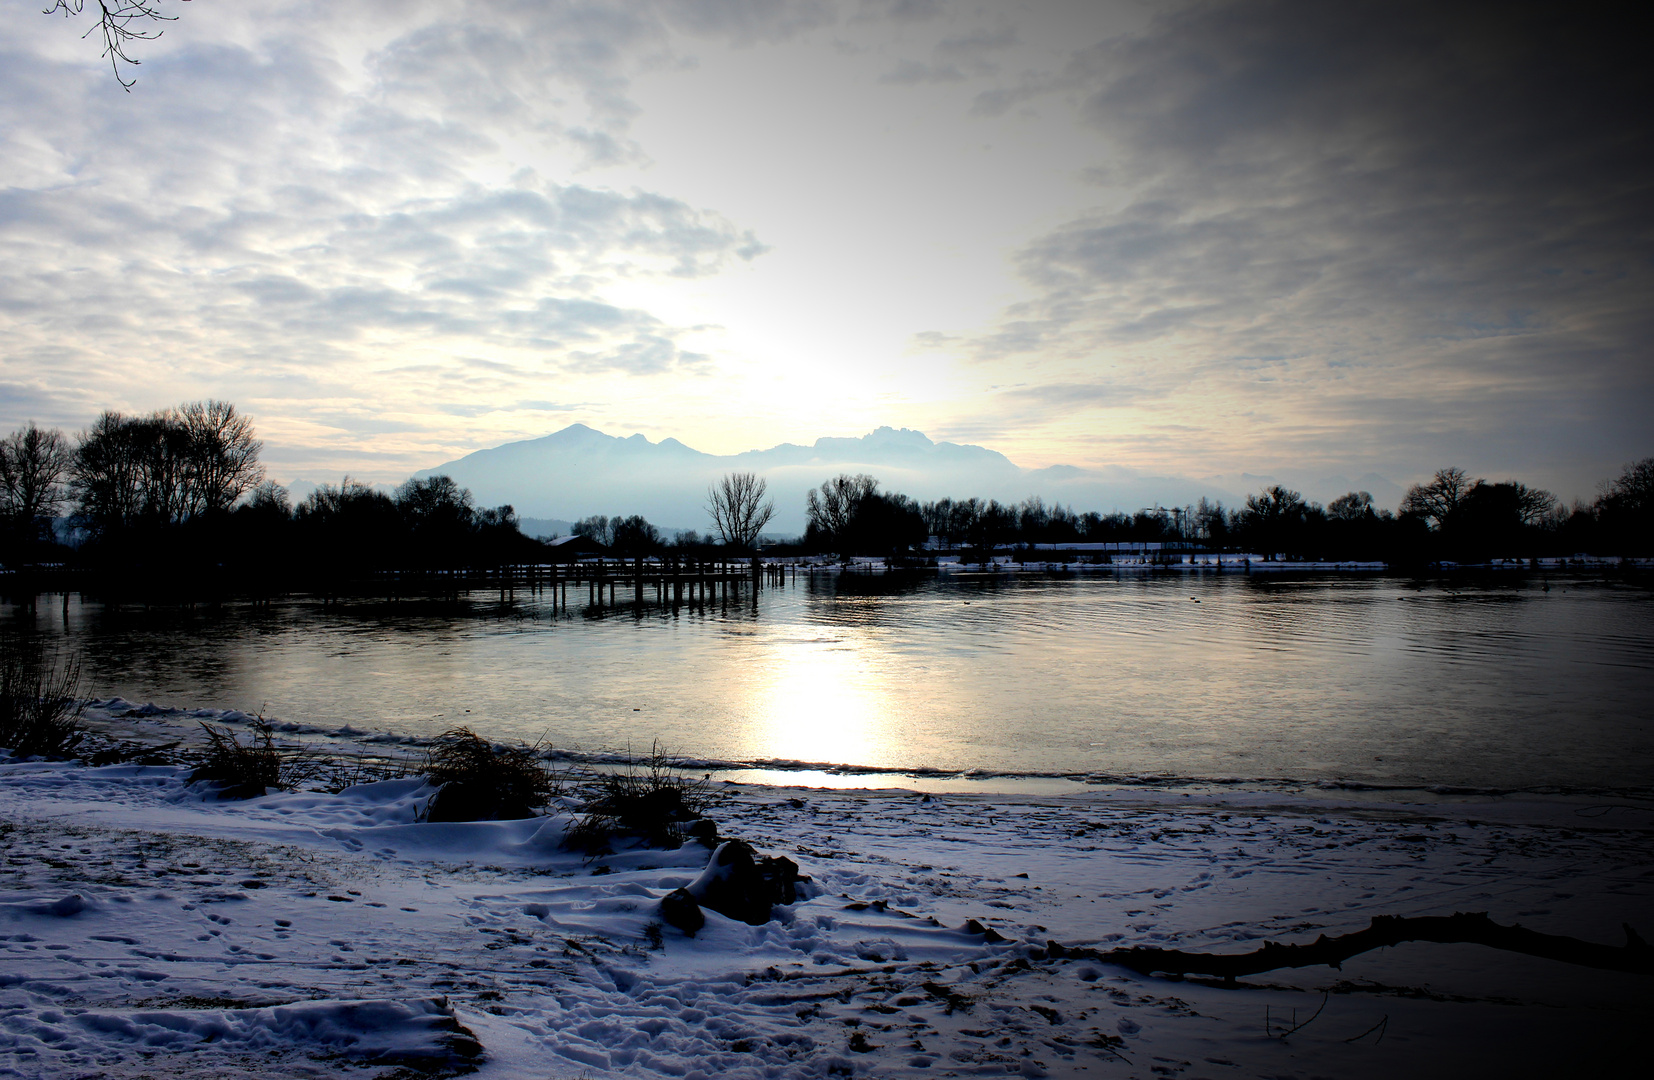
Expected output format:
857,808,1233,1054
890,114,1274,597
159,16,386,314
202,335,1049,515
565,741,711,853
0,640,86,759
187,721,300,798
419,727,563,822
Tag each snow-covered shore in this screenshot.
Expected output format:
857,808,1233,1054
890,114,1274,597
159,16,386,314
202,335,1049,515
2,713,1650,1078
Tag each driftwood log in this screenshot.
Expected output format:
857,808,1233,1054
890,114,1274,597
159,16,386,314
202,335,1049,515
1044,912,1653,982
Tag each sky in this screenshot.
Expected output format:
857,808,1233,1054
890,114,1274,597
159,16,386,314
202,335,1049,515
1,0,1648,507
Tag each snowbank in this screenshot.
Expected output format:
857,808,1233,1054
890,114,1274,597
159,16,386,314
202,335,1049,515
1,742,1649,1078
16,996,477,1066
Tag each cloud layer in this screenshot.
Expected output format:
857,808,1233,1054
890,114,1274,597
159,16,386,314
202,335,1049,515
1,0,1647,500
957,0,1652,489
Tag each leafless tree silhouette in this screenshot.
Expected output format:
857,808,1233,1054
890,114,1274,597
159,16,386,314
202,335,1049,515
44,0,187,90
0,423,72,539
71,401,263,535
1400,465,1471,528
180,400,263,515
1326,491,1374,521
1509,482,1559,526
805,473,877,548
706,471,774,550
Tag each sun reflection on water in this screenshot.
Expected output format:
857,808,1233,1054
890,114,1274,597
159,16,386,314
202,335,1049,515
745,636,893,767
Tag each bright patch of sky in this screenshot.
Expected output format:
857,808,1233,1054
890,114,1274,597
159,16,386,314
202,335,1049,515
1,0,1647,502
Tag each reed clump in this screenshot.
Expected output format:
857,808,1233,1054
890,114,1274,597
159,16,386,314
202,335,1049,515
319,751,421,794
565,741,712,853
418,727,564,822
188,720,316,798
0,638,87,759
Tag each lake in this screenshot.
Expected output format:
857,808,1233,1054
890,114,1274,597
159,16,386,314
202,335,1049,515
3,570,1651,794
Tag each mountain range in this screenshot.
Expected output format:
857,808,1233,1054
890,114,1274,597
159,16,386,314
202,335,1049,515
403,424,1400,537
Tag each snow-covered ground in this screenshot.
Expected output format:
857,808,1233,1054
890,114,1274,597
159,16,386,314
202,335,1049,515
2,709,1650,1079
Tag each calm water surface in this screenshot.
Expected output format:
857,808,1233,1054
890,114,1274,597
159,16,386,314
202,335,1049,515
4,572,1650,792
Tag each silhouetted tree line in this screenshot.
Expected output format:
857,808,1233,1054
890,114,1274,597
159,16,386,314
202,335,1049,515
0,404,545,589
803,475,928,557
273,475,540,583
570,472,777,559
796,460,1654,563
3,405,1648,581
572,514,735,556
572,515,668,555
1,404,271,574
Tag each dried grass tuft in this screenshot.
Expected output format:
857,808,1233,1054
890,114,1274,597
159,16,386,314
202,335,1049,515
0,637,86,759
319,751,421,794
189,720,319,798
565,740,711,853
418,727,564,821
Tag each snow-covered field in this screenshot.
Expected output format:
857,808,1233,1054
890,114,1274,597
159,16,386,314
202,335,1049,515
2,708,1650,1079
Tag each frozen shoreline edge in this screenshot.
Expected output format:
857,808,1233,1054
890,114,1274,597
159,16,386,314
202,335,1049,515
63,696,1654,833
78,695,1654,797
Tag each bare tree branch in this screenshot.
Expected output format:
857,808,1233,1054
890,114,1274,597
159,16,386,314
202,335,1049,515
0,424,71,526
44,0,186,90
1512,481,1558,526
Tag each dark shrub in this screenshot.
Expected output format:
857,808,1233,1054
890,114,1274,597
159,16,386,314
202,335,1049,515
188,721,290,798
419,727,562,822
565,741,711,853
0,638,86,759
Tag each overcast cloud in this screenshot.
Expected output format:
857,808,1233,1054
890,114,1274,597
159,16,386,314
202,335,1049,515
0,0,1646,502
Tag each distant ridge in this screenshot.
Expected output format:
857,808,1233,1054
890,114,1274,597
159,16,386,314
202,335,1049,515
415,424,1247,535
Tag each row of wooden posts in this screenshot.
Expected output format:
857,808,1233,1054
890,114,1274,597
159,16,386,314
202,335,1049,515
1,558,827,610
373,557,804,607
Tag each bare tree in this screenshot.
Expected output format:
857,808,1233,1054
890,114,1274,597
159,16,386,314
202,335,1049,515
1193,496,1228,541
1511,482,1558,526
706,472,774,550
1400,466,1472,528
611,514,662,554
0,423,72,543
572,515,613,547
1243,484,1310,525
1598,457,1654,516
920,497,954,544
963,498,1014,561
71,411,149,535
1595,457,1654,553
242,479,291,518
180,400,264,515
805,474,877,548
44,0,187,90
71,402,264,536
